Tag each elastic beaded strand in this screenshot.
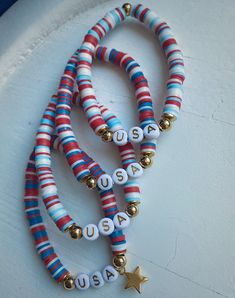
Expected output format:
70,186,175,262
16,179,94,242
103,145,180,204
52,134,127,255
24,152,69,282
25,154,121,288
130,3,185,118
35,95,75,232
94,46,156,131
77,3,185,141
56,54,91,183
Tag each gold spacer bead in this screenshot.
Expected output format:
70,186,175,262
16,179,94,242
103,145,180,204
159,118,171,131
101,130,113,142
63,274,75,290
67,224,83,240
113,254,127,268
125,203,139,217
81,174,97,189
142,151,155,158
139,155,153,169
86,175,97,189
163,113,176,122
122,3,132,16
97,126,109,136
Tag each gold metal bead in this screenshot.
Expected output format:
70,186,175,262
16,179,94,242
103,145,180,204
101,130,113,142
63,275,75,290
139,155,152,169
68,224,83,240
81,174,97,189
97,126,109,136
163,113,176,122
113,254,127,268
142,151,155,158
122,3,132,16
126,204,139,217
86,175,97,189
159,118,171,131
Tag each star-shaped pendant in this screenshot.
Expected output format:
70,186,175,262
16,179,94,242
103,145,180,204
124,266,149,294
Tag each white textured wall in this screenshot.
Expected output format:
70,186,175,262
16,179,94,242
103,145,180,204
0,0,234,298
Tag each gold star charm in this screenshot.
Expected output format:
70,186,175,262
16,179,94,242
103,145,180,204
124,266,149,294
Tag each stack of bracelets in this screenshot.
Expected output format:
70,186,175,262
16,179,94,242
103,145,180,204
24,2,185,294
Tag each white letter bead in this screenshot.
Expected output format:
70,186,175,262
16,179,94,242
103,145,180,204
90,271,105,288
112,168,128,185
97,174,113,190
128,126,144,143
113,212,130,229
102,265,119,283
126,162,143,178
98,218,115,236
75,273,90,290
113,130,128,146
143,123,160,139
83,224,99,241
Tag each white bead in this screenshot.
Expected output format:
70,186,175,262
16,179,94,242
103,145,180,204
90,271,105,288
98,218,115,236
97,174,113,190
102,265,119,283
112,168,128,185
128,126,144,143
113,130,128,146
143,123,160,139
113,212,130,229
83,224,99,241
75,273,90,290
126,162,143,178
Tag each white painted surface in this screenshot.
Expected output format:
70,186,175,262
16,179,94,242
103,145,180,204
0,0,234,298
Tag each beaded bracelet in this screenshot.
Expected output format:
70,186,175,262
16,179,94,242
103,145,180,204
32,46,148,291
25,150,148,292
55,45,161,196
35,94,129,249
77,3,185,147
30,46,151,291
25,2,185,294
55,49,143,192
27,94,148,292
24,152,125,290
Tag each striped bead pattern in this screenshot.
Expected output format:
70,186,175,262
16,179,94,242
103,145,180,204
24,152,69,282
77,3,185,132
123,180,141,203
52,132,127,254
140,139,157,156
95,46,156,130
56,52,90,183
35,95,75,232
131,4,185,118
77,7,127,134
41,102,127,254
